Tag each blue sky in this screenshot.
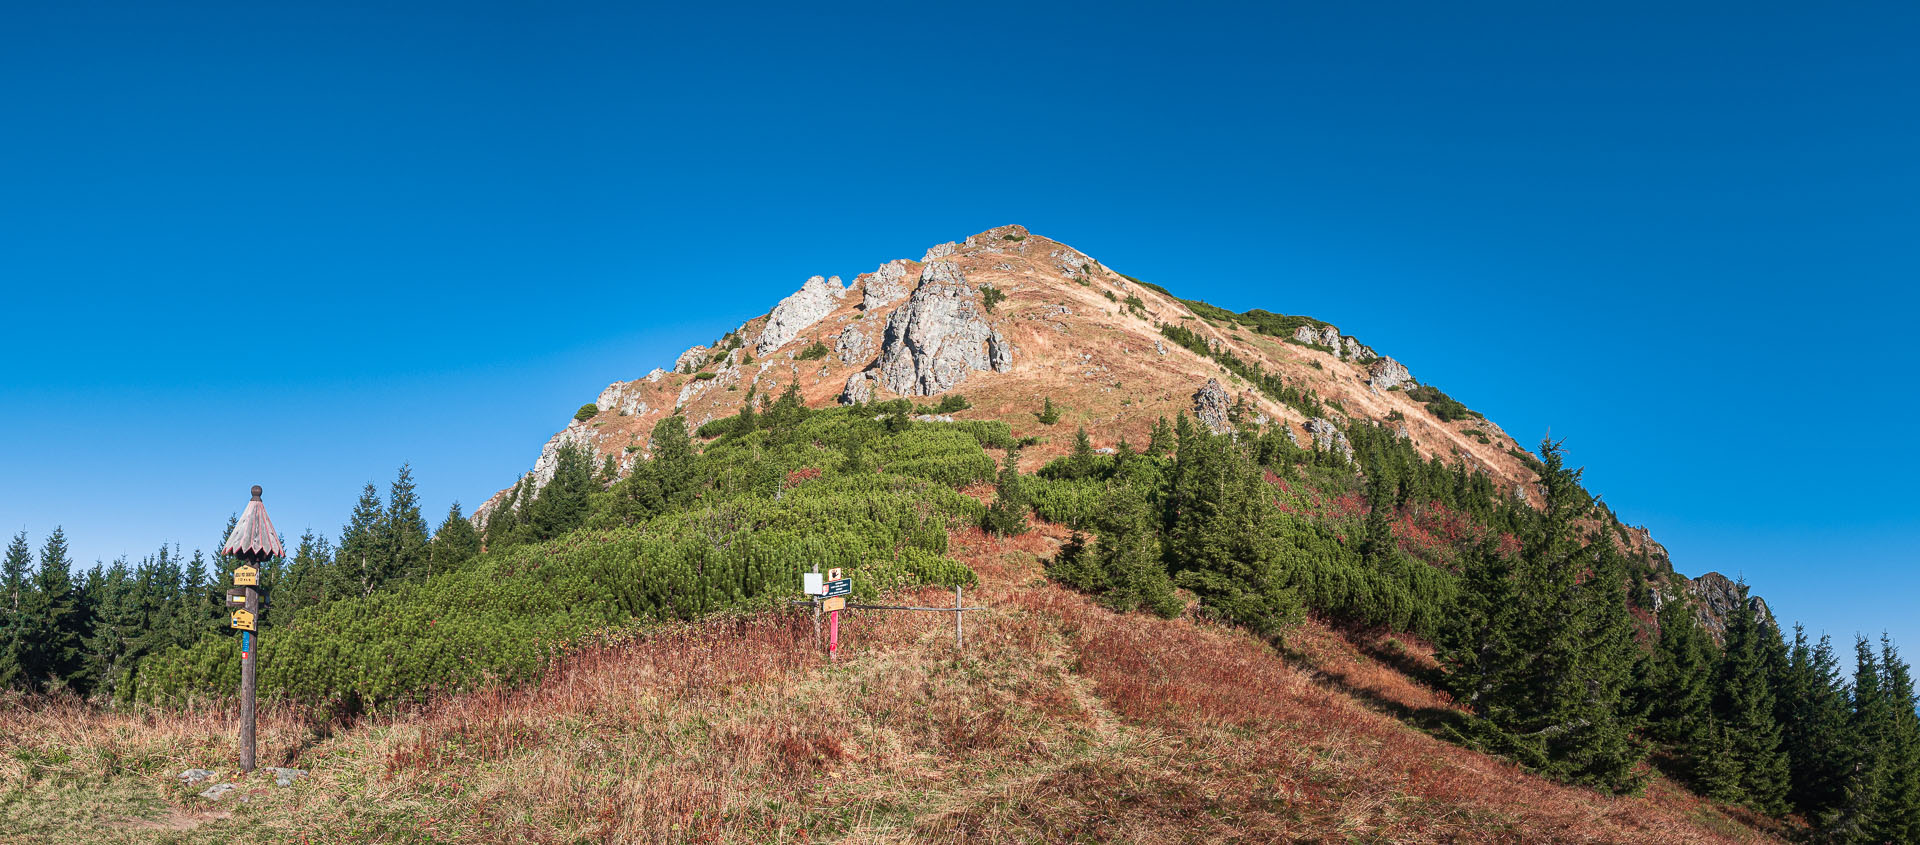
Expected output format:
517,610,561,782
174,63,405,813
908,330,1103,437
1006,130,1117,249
3,2,1915,651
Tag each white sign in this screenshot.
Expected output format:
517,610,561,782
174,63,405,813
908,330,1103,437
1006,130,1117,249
803,572,825,595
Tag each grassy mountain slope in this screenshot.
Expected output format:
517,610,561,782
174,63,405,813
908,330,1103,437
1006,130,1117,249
3,523,1776,843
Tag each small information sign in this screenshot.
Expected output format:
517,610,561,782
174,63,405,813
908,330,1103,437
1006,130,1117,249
803,572,824,595
233,565,259,586
227,588,248,605
822,596,846,612
230,608,256,632
824,578,852,598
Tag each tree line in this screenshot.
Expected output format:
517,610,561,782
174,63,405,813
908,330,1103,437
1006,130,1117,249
0,464,484,700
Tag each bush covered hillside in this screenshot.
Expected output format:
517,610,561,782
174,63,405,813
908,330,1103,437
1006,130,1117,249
131,389,983,710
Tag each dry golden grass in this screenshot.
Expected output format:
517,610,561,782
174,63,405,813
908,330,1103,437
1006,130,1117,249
2,522,1778,844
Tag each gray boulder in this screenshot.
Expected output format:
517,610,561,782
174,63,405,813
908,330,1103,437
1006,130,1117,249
1368,357,1412,390
756,275,846,355
179,768,217,786
876,263,1011,396
839,371,875,405
1193,378,1232,434
199,783,236,801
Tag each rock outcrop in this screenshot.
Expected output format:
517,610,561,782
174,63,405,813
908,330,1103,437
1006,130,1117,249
597,382,653,416
674,346,709,372
836,325,873,366
755,275,846,355
1368,357,1412,390
1306,417,1353,462
859,260,913,311
532,421,601,489
840,371,874,405
875,262,1012,396
1686,572,1775,639
1193,378,1232,434
1344,337,1377,360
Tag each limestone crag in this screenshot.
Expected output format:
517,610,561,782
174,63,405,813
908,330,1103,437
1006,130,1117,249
859,260,914,311
1193,378,1232,434
755,275,846,355
532,421,604,490
597,383,653,417
1368,357,1412,391
1686,572,1775,639
874,262,1012,396
677,366,739,409
921,242,956,262
674,346,709,372
1306,417,1354,462
836,325,874,366
1343,337,1377,360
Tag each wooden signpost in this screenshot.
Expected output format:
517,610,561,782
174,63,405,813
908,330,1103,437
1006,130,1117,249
220,485,282,774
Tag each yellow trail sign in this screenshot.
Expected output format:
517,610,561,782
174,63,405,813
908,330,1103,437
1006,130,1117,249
230,609,256,632
822,596,846,612
233,566,259,586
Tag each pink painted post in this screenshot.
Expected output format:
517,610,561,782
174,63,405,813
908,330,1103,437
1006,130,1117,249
828,609,840,661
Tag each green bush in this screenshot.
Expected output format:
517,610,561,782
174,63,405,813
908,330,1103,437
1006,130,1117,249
980,285,1006,314
796,342,830,361
574,404,599,422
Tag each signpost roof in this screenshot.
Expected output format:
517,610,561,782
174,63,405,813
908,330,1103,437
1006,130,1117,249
221,485,283,563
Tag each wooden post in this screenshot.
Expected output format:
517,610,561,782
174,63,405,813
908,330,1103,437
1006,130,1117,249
954,586,964,651
239,585,258,773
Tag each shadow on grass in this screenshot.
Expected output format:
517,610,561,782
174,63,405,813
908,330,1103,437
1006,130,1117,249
1274,635,1470,741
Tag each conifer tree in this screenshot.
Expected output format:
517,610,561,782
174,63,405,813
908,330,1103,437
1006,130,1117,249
1824,637,1890,841
1146,416,1174,457
1774,626,1854,820
1712,582,1791,814
484,479,525,550
1869,636,1920,843
982,448,1029,536
1439,440,1642,792
380,464,430,585
429,503,480,574
1068,426,1096,480
1162,425,1297,637
0,532,31,689
279,529,333,621
337,483,388,598
1636,594,1714,780
20,528,83,691
1037,397,1060,425
527,444,595,541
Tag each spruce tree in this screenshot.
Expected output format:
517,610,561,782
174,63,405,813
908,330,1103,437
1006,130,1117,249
982,449,1029,536
1774,626,1854,821
1037,397,1060,425
527,443,595,541
337,482,388,598
429,502,480,574
0,532,32,689
1146,416,1174,457
1869,636,1920,844
1068,426,1096,480
484,479,525,550
1438,440,1642,792
20,528,83,691
1162,424,1297,638
1636,594,1714,781
380,464,430,585
1711,583,1791,814
1824,637,1889,841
